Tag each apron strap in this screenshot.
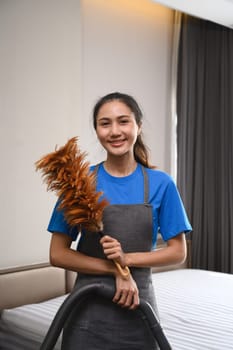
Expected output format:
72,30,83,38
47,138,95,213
93,163,149,204
141,165,149,204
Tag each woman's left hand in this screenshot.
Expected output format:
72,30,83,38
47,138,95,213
113,272,139,309
100,235,127,268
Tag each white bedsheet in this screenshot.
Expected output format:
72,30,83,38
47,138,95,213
153,269,233,349
0,295,67,350
0,269,233,349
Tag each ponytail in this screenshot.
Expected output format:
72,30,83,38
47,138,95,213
134,134,156,169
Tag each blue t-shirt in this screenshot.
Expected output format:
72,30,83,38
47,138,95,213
48,163,192,248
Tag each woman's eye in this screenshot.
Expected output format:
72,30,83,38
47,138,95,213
120,119,129,124
99,121,110,126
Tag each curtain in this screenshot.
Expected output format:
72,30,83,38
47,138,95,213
176,15,233,273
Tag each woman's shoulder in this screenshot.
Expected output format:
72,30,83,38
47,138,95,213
145,167,175,185
89,163,103,172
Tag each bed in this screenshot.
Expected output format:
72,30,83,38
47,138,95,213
0,265,233,350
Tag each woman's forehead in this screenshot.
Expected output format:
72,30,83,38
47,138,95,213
97,100,133,118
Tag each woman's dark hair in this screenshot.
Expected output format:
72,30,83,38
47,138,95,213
93,92,155,169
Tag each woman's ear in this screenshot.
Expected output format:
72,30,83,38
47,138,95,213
137,122,142,136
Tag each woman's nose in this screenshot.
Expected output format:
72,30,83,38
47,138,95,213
110,122,121,136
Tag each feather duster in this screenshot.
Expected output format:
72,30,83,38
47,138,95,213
35,136,107,232
35,137,130,278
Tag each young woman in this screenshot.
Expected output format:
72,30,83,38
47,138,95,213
48,92,192,349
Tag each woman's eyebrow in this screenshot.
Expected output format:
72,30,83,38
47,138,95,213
98,116,110,120
118,114,131,118
98,114,131,120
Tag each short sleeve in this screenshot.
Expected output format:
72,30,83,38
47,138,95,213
47,200,79,240
159,180,192,241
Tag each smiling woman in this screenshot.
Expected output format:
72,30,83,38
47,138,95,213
47,92,192,349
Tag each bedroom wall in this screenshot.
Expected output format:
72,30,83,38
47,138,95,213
0,0,174,269
79,0,174,170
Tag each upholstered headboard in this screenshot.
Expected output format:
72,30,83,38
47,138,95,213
0,263,76,310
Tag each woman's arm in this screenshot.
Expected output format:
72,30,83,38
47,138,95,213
126,233,187,268
50,232,117,275
100,233,187,269
49,232,139,309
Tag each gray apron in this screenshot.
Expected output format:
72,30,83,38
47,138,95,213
62,165,159,350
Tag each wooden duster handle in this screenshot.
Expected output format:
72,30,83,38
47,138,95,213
114,261,130,279
98,231,130,279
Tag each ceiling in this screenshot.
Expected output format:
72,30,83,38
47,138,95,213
153,0,233,29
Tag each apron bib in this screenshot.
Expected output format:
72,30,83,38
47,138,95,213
62,166,159,350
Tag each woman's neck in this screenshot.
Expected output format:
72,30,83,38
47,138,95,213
104,156,137,177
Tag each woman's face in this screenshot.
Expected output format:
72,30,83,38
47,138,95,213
95,100,141,158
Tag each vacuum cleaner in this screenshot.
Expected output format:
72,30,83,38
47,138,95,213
40,282,172,350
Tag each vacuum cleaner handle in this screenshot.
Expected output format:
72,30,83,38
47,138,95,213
40,283,172,350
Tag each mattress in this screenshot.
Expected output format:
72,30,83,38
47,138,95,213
0,269,233,350
152,269,233,349
0,295,67,350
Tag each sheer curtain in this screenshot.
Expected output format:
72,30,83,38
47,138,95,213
176,14,233,273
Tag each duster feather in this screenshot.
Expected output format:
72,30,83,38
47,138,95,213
35,137,130,279
35,137,108,232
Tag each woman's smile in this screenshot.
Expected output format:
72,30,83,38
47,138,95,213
108,139,126,147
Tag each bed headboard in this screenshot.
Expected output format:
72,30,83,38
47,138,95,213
0,263,76,310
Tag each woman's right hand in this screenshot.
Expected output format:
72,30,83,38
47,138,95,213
113,272,139,310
